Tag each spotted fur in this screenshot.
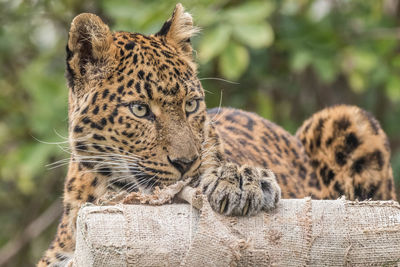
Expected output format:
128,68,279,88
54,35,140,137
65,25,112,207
38,4,396,266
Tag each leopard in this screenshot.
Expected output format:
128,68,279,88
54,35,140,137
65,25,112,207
38,4,396,266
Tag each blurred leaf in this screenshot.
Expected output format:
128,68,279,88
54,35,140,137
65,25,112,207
18,143,55,192
341,48,377,74
392,152,400,190
103,0,148,20
370,65,389,86
391,55,400,69
353,50,377,73
254,91,274,119
233,22,274,49
386,76,400,101
219,42,249,80
291,50,312,72
194,7,219,26
19,53,67,137
198,23,232,63
349,71,365,93
224,1,275,23
313,58,337,83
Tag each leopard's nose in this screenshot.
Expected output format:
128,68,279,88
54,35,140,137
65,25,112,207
168,156,198,175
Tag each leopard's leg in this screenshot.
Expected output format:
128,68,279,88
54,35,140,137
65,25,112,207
196,123,281,216
200,163,281,216
38,162,108,266
37,214,75,267
296,105,396,200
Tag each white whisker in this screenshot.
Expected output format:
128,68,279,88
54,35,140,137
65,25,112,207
209,90,223,124
198,77,239,85
53,128,69,140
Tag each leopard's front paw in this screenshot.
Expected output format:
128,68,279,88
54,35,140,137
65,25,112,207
200,163,281,216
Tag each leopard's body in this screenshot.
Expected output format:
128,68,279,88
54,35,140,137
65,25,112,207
38,4,396,266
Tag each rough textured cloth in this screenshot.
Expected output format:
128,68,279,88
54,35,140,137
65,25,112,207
72,188,400,266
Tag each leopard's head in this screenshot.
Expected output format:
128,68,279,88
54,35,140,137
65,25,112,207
66,4,210,191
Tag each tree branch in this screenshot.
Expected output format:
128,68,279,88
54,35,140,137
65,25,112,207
0,200,62,266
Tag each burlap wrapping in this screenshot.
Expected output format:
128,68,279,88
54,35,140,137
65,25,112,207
72,192,400,266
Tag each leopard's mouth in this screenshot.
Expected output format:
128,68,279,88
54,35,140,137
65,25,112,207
108,169,161,192
178,159,201,180
110,180,139,193
109,161,201,193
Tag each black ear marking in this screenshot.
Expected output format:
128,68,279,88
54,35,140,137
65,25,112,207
155,3,199,55
66,45,75,90
156,20,172,36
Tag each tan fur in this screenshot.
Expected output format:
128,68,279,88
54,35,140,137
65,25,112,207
296,105,396,200
38,5,395,266
159,4,200,71
165,4,200,53
68,13,118,95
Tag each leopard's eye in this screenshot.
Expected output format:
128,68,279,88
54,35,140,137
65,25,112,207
185,99,198,114
130,103,149,118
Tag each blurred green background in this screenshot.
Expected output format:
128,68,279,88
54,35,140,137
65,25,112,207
1,0,400,265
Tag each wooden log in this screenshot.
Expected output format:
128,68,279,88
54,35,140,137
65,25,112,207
72,188,400,266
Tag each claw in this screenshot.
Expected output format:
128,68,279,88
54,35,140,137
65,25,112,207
220,196,228,213
243,199,250,216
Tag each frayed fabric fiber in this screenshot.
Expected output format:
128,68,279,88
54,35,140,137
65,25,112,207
73,194,400,266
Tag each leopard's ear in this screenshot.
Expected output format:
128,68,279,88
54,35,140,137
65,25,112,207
156,3,199,55
66,13,117,95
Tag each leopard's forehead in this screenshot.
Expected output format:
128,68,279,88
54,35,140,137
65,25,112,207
104,31,204,104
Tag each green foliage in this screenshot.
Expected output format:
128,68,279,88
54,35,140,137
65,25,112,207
195,1,274,79
1,0,400,265
198,23,232,63
219,41,249,80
